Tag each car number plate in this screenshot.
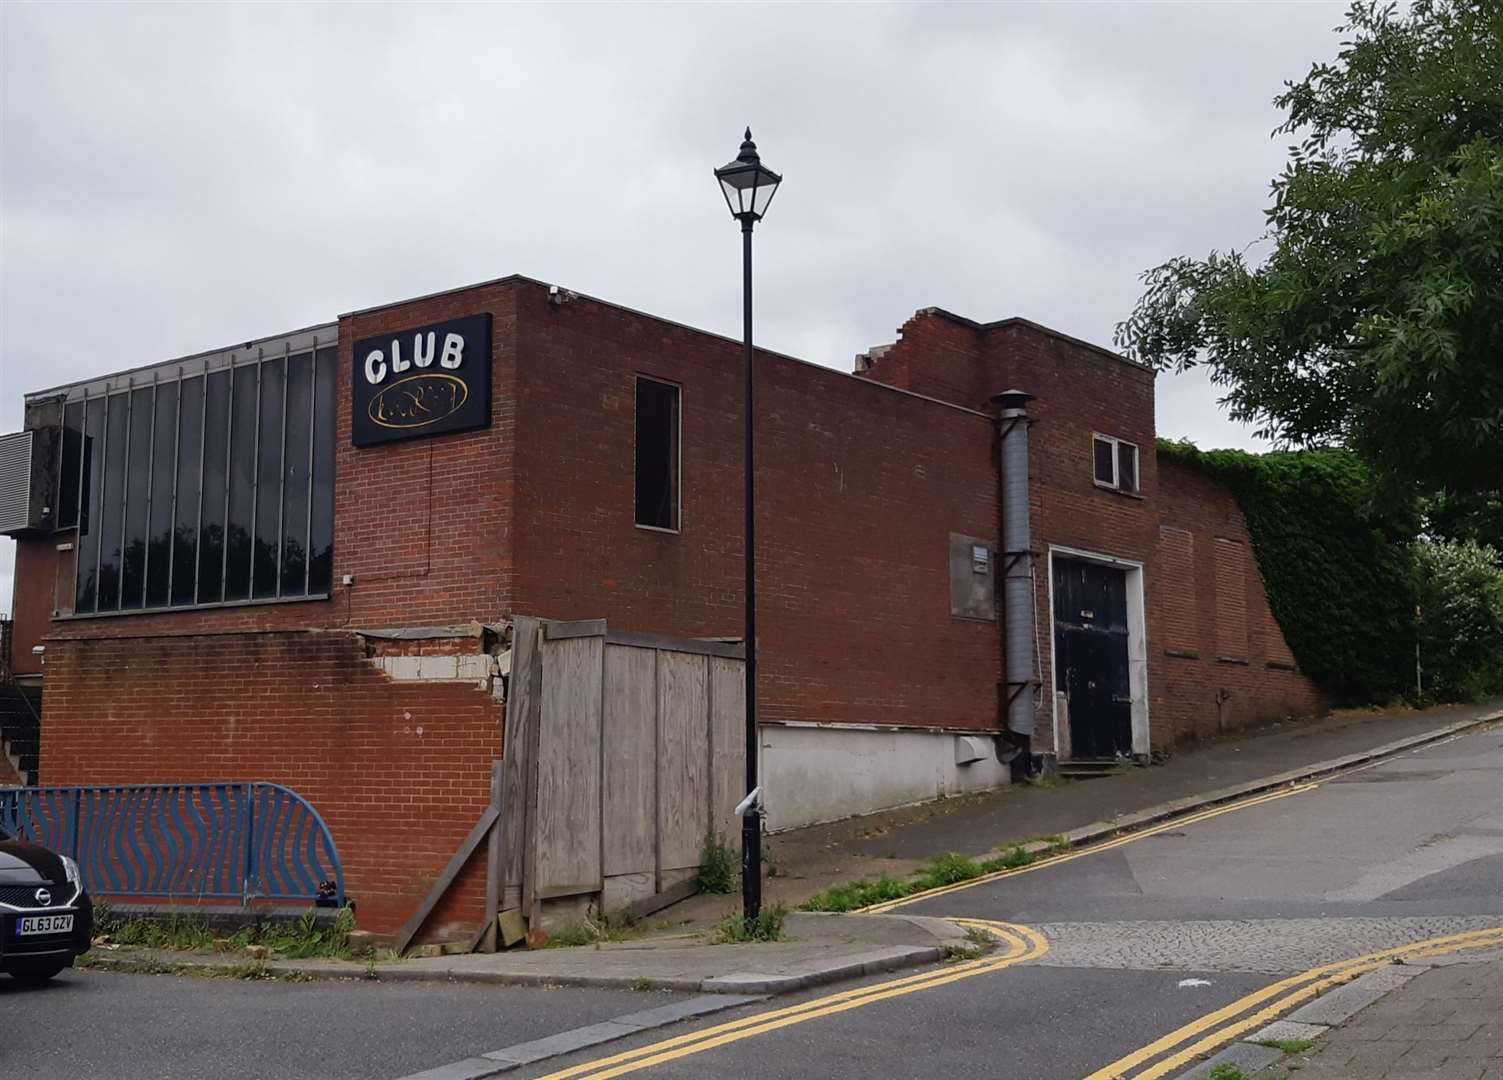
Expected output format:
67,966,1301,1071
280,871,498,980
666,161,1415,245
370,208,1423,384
17,914,73,935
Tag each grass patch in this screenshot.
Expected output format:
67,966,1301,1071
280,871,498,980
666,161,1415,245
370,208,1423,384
544,913,643,949
981,845,1036,871
93,904,360,960
696,832,737,894
800,839,1071,913
1256,1038,1316,1053
1208,1065,1249,1080
1037,834,1072,855
924,852,983,885
713,904,788,943
800,875,913,913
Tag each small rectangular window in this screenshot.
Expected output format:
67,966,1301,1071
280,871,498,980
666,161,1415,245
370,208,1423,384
1092,436,1115,486
1093,434,1139,493
634,376,680,531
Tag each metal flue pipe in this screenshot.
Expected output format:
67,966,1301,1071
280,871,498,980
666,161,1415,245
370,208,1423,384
992,390,1038,744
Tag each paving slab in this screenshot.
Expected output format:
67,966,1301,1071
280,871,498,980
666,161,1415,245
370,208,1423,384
1197,952,1503,1079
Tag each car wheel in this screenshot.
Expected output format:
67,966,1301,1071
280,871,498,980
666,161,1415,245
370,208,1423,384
9,963,67,985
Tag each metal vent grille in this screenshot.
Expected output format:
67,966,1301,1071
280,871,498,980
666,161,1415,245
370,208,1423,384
0,430,35,534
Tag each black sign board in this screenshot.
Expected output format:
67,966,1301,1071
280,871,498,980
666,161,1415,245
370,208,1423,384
352,313,492,446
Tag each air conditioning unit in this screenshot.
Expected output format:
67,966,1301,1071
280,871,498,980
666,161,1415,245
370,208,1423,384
0,428,61,537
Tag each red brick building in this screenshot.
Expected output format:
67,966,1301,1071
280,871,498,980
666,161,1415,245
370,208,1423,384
1,274,1324,930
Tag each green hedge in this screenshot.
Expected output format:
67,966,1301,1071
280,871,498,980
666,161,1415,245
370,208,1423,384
1159,441,1418,705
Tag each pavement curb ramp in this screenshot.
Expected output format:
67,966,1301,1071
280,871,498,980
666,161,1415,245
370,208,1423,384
1004,711,1501,865
1173,947,1503,1080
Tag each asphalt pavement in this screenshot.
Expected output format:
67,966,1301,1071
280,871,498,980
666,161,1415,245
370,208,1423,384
7,717,1501,1080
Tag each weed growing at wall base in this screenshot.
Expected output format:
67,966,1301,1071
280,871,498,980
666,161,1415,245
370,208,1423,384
696,832,737,895
713,904,787,944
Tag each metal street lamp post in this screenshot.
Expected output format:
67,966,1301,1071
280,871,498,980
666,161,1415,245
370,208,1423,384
714,128,781,923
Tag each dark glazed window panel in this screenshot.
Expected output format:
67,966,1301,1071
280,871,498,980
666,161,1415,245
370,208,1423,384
1093,437,1115,486
307,348,336,595
252,357,285,598
59,402,84,530
172,376,204,606
280,353,312,595
198,370,231,604
146,381,179,606
95,392,129,612
634,378,680,530
74,396,106,611
224,364,258,601
1118,442,1139,494
119,387,154,608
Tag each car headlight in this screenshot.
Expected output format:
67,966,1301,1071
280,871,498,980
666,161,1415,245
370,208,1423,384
61,855,81,886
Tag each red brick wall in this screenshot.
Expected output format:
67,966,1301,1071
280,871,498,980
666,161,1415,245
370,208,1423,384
863,312,1161,750
1152,459,1326,741
861,310,1324,752
509,283,1002,730
38,630,503,934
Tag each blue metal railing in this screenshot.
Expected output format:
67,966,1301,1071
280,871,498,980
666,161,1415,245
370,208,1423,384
0,782,345,907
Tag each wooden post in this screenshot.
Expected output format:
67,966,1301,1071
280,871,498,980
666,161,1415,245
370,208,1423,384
475,759,504,952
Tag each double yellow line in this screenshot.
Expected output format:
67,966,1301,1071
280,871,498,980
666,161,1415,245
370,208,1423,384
536,919,1050,1080
1086,925,1503,1080
862,782,1320,915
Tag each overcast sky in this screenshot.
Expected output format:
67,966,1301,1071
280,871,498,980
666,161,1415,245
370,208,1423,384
0,0,1348,615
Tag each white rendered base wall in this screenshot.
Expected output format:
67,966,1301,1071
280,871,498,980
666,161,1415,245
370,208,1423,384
761,724,1012,833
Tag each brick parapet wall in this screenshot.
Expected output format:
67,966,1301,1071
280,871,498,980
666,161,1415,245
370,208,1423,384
38,629,504,935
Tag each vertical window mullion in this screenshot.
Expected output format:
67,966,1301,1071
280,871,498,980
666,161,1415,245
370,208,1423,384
140,376,157,609
248,354,262,599
220,359,235,597
164,368,182,604
193,360,208,605
75,388,89,611
115,379,133,611
304,344,317,598
276,344,289,598
93,388,109,613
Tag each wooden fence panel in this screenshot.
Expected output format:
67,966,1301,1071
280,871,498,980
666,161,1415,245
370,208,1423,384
656,650,710,872
709,656,747,843
535,634,604,897
501,616,542,911
602,644,658,878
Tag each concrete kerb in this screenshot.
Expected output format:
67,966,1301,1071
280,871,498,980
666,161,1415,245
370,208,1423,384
1002,712,1502,864
78,937,953,996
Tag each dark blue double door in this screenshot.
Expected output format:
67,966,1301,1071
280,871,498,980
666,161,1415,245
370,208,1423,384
1053,558,1133,759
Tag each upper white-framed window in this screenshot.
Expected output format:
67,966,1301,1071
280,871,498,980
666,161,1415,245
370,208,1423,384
1092,433,1139,494
634,374,681,533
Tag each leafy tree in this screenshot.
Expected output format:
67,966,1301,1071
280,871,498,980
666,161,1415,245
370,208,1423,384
1414,539,1503,702
1420,488,1503,549
1117,0,1503,495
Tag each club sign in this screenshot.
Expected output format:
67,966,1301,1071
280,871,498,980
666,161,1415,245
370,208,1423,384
352,313,492,446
